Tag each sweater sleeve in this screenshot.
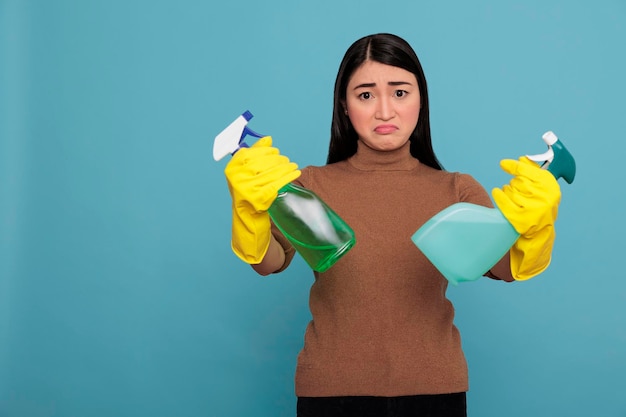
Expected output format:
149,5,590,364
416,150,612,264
456,173,494,207
269,222,297,273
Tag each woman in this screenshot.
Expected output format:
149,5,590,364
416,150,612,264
224,33,560,417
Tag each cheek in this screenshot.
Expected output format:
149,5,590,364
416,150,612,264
350,112,365,127
404,102,421,126
347,108,370,133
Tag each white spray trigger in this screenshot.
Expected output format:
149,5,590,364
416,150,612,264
526,131,557,164
213,111,258,161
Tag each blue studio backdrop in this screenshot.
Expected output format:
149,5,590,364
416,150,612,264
1,1,625,416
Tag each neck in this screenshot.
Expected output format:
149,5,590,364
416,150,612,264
347,140,418,171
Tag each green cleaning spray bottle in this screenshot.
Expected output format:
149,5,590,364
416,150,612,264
213,111,356,272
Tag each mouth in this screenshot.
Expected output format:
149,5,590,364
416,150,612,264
374,124,398,134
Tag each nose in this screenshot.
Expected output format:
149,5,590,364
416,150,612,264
375,96,395,120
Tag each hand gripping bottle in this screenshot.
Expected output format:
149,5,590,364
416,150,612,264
213,111,356,272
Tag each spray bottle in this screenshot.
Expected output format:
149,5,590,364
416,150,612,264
411,131,576,285
213,111,356,272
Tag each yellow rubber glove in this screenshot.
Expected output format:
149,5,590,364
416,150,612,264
492,157,562,280
224,136,301,264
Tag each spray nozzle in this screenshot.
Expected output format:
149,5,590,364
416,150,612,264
213,110,265,161
526,131,576,184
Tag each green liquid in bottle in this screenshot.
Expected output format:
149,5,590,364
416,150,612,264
268,183,356,272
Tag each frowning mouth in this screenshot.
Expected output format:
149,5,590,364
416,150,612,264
374,124,399,134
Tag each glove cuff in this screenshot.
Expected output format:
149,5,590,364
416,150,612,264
231,210,272,264
510,227,555,280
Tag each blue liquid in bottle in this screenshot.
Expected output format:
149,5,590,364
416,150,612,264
412,203,519,285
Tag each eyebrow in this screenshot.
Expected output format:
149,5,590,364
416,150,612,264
353,81,413,90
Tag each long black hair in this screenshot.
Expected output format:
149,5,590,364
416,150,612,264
327,33,443,170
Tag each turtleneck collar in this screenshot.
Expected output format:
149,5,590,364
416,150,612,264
347,140,419,171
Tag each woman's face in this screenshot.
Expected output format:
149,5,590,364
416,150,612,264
344,60,420,152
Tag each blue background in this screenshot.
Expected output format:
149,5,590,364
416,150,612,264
1,0,625,416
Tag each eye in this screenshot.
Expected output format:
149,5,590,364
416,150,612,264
394,90,408,98
358,92,372,100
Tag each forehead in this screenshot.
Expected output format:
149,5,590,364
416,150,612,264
348,61,417,86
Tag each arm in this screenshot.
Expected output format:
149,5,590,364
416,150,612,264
224,136,300,267
251,234,287,276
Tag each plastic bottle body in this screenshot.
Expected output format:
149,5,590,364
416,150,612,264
412,203,519,285
268,183,355,272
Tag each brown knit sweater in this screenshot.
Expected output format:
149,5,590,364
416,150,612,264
273,140,512,397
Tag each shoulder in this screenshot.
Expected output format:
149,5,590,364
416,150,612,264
302,161,350,174
417,164,492,205
297,162,351,187
452,171,493,206
414,163,474,185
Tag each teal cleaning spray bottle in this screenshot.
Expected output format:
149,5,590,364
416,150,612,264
213,111,356,272
411,131,576,285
